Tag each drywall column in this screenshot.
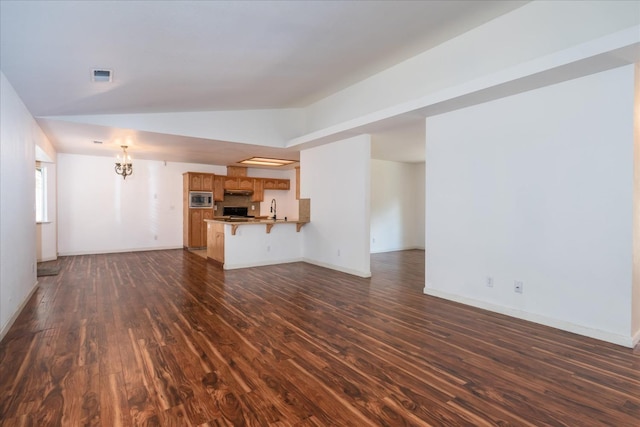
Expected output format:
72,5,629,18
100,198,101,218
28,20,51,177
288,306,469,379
300,134,371,277
632,63,640,345
424,65,636,347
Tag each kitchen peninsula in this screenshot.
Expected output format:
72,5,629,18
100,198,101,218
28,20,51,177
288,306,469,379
206,208,309,269
183,167,297,249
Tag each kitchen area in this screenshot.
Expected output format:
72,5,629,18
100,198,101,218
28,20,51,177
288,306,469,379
183,166,310,269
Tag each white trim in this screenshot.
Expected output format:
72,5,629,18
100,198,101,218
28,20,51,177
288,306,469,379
302,258,371,278
222,257,372,278
57,245,183,256
220,257,373,279
0,281,38,343
423,287,637,349
223,257,304,270
371,246,424,254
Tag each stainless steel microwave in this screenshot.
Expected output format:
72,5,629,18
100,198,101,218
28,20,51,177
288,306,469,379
189,191,213,208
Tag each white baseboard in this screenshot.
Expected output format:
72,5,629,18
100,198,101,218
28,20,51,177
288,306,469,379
0,280,38,343
302,258,371,278
371,246,425,254
223,257,304,270
423,287,637,349
57,245,183,256
37,256,58,262
223,257,372,279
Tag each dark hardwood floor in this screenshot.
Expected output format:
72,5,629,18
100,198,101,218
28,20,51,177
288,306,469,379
1,249,639,426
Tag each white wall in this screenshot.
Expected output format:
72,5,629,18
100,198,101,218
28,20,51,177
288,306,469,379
223,223,302,270
57,154,226,255
0,72,42,338
300,135,371,277
247,168,298,219
370,160,425,253
425,65,637,347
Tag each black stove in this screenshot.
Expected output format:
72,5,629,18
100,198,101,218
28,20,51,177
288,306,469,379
223,206,253,218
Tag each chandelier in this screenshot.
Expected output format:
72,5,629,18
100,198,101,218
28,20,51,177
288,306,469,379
115,145,133,179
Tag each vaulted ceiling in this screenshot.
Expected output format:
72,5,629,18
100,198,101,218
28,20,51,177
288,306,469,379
0,0,528,165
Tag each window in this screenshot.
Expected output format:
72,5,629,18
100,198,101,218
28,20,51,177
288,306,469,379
35,164,47,222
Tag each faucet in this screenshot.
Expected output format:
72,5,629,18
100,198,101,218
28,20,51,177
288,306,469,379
270,198,277,220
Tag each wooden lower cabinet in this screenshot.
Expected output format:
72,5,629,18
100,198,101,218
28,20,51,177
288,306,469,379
187,208,213,248
207,221,225,265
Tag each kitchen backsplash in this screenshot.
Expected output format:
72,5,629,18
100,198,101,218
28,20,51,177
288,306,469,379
214,194,260,216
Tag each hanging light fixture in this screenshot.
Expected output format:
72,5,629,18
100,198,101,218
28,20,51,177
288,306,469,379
115,145,133,179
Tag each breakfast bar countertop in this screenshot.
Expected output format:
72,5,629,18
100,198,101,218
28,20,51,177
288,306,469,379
205,218,309,235
204,217,309,269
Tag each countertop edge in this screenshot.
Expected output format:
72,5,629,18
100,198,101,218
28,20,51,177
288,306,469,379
205,219,309,225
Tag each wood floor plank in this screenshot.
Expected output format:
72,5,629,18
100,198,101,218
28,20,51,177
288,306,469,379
1,249,638,426
99,372,132,427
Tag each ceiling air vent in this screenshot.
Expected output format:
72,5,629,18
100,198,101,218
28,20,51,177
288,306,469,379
92,69,112,82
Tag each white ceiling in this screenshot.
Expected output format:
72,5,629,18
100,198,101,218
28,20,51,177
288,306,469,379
0,0,527,165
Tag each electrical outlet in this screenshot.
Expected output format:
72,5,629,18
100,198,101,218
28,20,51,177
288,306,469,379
337,249,341,257
486,276,493,287
267,245,271,252
514,280,523,294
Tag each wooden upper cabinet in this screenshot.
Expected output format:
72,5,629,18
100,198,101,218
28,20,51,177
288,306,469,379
264,178,290,190
213,175,225,201
251,179,264,202
221,174,289,192
224,177,239,190
276,179,290,190
202,174,214,191
190,173,204,190
225,176,258,191
187,172,214,191
238,177,253,190
263,178,277,190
